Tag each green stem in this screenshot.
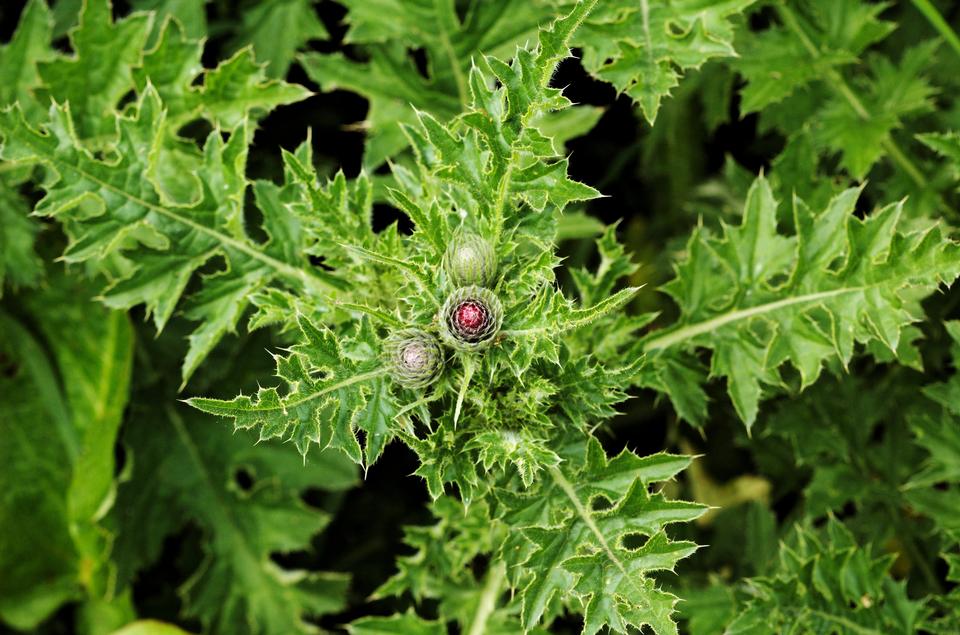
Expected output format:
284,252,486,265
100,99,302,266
466,561,506,635
434,0,469,109
776,2,938,204
911,0,960,60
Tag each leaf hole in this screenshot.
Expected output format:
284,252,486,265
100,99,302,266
234,466,255,492
117,89,138,112
827,255,846,273
244,189,270,243
309,254,336,272
178,118,215,145
620,533,647,550
665,20,689,38
767,272,788,287
408,47,430,80
590,494,614,511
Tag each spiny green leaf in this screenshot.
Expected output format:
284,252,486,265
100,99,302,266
727,519,927,633
569,0,757,124
189,317,393,465
0,92,341,384
299,0,551,167
498,438,704,634
645,175,960,430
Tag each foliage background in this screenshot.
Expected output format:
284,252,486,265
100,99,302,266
1,0,959,634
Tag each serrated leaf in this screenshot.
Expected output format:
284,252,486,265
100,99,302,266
299,0,551,167
728,519,926,633
190,317,393,465
644,175,960,430
0,91,342,384
37,0,152,139
570,0,757,124
497,438,704,634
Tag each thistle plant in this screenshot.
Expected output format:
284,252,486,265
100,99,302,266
2,0,960,634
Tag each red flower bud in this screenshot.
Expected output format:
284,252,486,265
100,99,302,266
440,286,503,351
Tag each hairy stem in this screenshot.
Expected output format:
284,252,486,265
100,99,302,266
466,560,506,635
911,0,960,60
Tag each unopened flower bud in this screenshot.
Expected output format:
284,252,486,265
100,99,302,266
440,286,503,351
386,329,443,388
443,233,497,288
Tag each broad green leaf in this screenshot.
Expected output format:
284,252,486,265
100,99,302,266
0,0,55,122
0,275,133,629
0,312,79,629
0,0,55,292
131,0,207,41
348,612,446,635
134,17,313,130
37,0,152,139
113,405,355,633
644,175,960,430
0,91,342,384
22,274,134,597
228,0,327,78
569,0,757,124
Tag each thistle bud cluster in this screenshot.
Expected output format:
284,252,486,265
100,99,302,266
385,232,504,387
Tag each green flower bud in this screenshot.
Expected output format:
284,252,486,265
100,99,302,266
443,233,498,288
440,286,504,351
385,329,444,388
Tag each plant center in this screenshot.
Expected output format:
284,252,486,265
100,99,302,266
455,301,486,331
401,343,430,370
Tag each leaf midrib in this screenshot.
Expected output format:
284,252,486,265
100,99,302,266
643,286,860,351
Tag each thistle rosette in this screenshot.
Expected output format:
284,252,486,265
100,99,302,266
443,233,498,288
440,286,504,351
385,329,444,388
